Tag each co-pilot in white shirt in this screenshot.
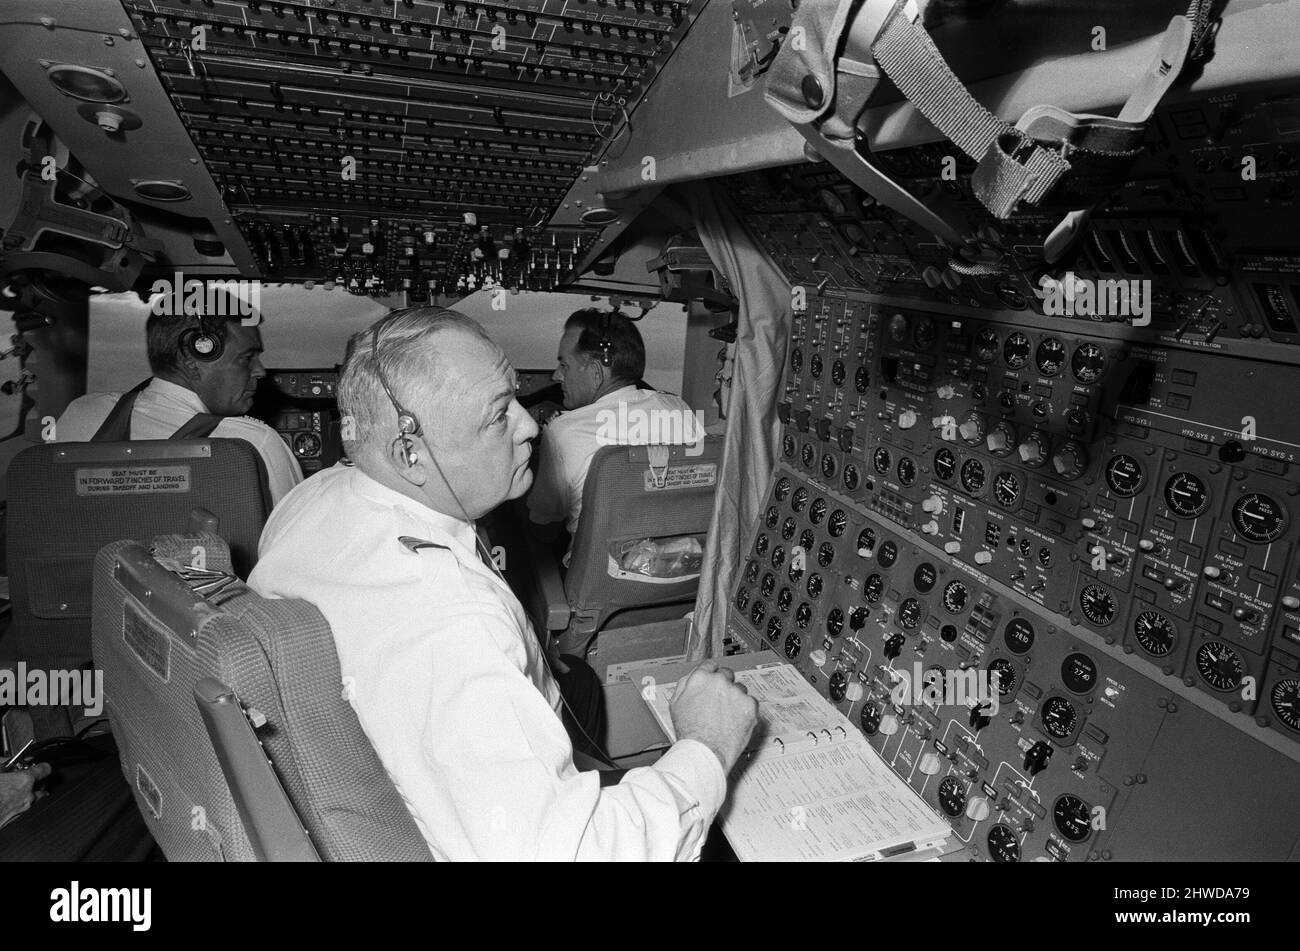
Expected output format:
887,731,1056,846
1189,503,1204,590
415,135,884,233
248,462,725,861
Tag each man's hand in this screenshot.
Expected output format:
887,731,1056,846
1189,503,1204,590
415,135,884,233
669,661,759,774
0,763,52,829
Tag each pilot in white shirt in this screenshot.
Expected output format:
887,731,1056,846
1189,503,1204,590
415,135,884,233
56,314,302,506
249,306,756,861
528,309,699,536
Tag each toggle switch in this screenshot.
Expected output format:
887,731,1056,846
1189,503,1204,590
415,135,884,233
1203,566,1222,579
919,752,943,775
1081,518,1097,530
965,797,991,822
1283,596,1300,610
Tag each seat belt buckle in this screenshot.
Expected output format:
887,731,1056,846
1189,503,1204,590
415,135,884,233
646,445,671,489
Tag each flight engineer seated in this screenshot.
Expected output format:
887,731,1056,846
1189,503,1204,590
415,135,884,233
526,308,699,552
248,307,758,861
55,308,303,506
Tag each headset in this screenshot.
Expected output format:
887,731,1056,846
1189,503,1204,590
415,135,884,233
179,318,225,362
594,310,615,367
370,314,617,767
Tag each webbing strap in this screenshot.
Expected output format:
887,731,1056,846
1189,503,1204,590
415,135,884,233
89,377,223,441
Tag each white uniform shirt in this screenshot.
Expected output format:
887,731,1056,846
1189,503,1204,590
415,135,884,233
56,378,303,506
247,463,726,861
527,385,696,533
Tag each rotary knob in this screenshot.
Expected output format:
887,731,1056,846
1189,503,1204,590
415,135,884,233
958,413,986,444
1050,441,1089,480
986,421,1016,456
1017,430,1051,467
965,797,992,822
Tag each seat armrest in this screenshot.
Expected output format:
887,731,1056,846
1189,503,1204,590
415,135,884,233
523,528,572,633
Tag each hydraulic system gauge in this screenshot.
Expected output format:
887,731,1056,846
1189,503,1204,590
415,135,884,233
818,542,836,567
1003,332,1031,369
994,471,1021,507
1004,617,1035,654
1232,493,1287,543
1061,652,1099,694
1270,679,1300,732
934,447,957,481
878,541,899,568
775,477,793,501
1164,471,1210,517
873,447,892,474
1053,794,1093,842
987,824,1021,862
863,573,885,603
1041,696,1079,738
735,587,750,611
860,701,882,735
974,328,999,362
943,580,970,613
777,586,793,611
754,533,769,556
826,608,844,638
828,509,847,537
1035,337,1066,376
800,529,816,552
784,631,802,660
792,486,810,512
766,617,782,643
761,573,777,599
898,597,922,630
988,658,1018,696
806,574,824,599
897,457,917,486
770,545,786,570
1071,342,1106,383
960,458,987,494
938,777,967,817
809,497,828,524
913,562,938,593
1196,641,1245,691
828,669,848,701
795,603,812,629
914,316,937,350
750,600,766,627
1105,454,1145,497
1133,611,1176,656
857,528,876,555
1079,584,1116,626
782,516,797,540
765,505,780,528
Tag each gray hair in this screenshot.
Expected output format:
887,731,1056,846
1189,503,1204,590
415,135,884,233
339,306,493,459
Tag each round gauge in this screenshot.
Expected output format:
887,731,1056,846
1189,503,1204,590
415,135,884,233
765,505,780,529
783,434,797,459
790,348,804,375
1079,584,1116,626
938,777,967,817
995,280,1029,311
800,441,816,468
1164,472,1210,518
777,587,793,612
817,188,846,215
994,471,1021,507
913,562,938,593
828,509,847,537
293,432,322,458
775,477,793,502
914,317,937,351
1038,547,1053,568
1232,493,1287,543
1071,343,1106,383
974,328,1000,363
791,487,810,512
1061,652,1099,694
1003,332,1031,369
749,600,766,627
831,360,846,386
898,597,922,630
735,587,750,611
745,560,760,583
762,573,778,599
1133,611,1176,657
828,669,849,701
878,540,898,568
860,701,882,735
849,606,868,631
818,542,836,567
795,602,812,629
943,580,969,614
770,545,786,570
799,529,816,552
1035,338,1067,376
855,366,870,393
1004,617,1035,654
1018,538,1032,559
1053,794,1092,843
1105,454,1145,497
841,222,867,247
888,313,909,344
863,573,884,604
826,608,844,638
806,574,824,599
784,631,802,660
988,658,1018,697
1270,679,1300,732
754,534,769,557
857,528,876,555
809,497,828,524
934,447,957,481
844,464,861,490
820,453,837,479
782,517,797,540
788,557,804,585
897,457,917,486
1196,641,1245,692
1041,696,1079,739
809,354,823,379
987,824,1021,863
766,617,782,643
960,458,987,495
873,447,892,474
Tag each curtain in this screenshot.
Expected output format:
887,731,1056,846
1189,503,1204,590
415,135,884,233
684,179,792,660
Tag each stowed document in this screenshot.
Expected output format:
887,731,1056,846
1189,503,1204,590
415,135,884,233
642,661,950,862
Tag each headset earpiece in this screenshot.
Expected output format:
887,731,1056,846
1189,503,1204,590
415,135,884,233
596,311,614,367
180,323,224,362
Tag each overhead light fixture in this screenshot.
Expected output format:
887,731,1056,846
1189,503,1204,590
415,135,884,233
133,180,191,201
579,207,621,226
47,65,127,103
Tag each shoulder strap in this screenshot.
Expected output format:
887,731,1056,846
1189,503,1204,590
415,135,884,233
90,378,153,442
171,413,224,440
